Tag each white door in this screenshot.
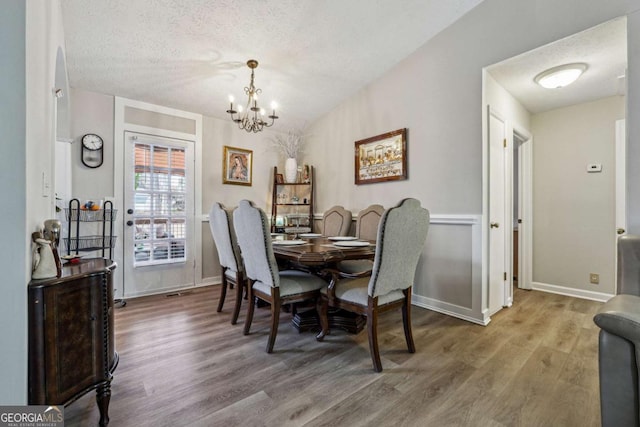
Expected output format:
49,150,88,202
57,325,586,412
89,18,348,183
615,119,626,289
123,132,195,296
488,107,510,314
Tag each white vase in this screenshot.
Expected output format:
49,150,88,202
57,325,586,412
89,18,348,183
284,158,298,183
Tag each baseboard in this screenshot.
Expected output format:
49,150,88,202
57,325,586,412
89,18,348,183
412,294,490,326
124,280,219,299
531,281,614,302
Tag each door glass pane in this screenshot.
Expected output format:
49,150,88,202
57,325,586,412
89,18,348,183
132,143,187,266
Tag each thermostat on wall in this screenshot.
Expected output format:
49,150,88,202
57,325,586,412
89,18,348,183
587,163,602,173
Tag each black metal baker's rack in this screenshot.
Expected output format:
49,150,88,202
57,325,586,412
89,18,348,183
64,198,117,259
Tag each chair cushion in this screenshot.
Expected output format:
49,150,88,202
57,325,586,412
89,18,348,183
337,259,374,275
321,277,404,306
254,270,326,297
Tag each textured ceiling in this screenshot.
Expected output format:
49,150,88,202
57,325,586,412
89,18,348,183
60,0,484,130
487,17,627,114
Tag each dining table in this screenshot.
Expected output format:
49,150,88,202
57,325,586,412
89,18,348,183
270,233,376,333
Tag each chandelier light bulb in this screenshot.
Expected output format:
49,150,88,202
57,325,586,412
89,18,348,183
260,108,265,116
237,105,243,113
270,101,278,110
228,95,235,103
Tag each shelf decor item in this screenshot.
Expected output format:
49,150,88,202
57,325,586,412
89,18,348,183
269,129,305,183
355,128,407,185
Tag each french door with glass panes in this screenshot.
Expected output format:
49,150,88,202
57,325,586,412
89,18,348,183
123,132,195,296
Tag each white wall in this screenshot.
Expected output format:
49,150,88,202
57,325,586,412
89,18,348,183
0,0,27,405
532,96,624,296
0,0,69,403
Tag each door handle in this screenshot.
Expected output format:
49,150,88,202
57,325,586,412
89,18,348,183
126,220,134,226
127,209,134,214
490,222,500,229
617,228,626,235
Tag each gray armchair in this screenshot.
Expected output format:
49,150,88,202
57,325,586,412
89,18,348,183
233,200,327,353
338,204,384,275
209,202,246,324
317,198,430,372
321,205,352,236
617,234,640,295
593,234,640,426
594,294,640,427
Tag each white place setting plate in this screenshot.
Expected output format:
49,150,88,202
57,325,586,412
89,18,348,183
328,236,358,241
299,233,322,238
272,240,307,246
333,241,370,247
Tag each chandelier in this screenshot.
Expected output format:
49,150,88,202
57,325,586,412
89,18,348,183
226,59,279,133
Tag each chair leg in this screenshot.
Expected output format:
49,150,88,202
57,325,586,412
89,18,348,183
367,298,383,372
316,296,329,341
231,277,244,325
402,289,415,353
267,295,281,353
243,284,256,335
217,271,228,313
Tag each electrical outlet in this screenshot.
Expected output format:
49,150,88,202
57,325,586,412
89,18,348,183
590,273,600,284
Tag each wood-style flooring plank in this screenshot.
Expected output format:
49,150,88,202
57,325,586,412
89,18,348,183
64,286,604,426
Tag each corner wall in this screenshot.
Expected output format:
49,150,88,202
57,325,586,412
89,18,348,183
305,0,639,323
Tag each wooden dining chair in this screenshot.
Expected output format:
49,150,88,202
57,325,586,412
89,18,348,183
233,200,327,353
338,204,385,275
208,202,246,325
316,198,430,372
321,205,352,236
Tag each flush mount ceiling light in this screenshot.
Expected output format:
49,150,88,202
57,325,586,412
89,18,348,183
226,59,279,133
534,63,588,89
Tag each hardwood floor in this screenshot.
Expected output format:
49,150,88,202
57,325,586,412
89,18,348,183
65,286,603,426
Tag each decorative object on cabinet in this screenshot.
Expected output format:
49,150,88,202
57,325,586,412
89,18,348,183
28,258,118,426
271,165,314,234
81,133,104,168
355,128,407,185
64,198,117,259
31,235,61,280
222,145,252,186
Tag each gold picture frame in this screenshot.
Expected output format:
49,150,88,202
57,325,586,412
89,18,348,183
223,146,253,186
354,128,407,185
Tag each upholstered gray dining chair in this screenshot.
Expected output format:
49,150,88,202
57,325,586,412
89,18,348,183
233,199,327,353
338,204,385,275
321,205,352,236
317,198,430,372
209,202,246,325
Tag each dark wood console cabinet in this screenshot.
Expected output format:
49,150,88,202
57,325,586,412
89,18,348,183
28,258,118,426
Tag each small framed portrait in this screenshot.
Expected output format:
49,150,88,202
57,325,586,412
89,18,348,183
354,128,407,185
223,146,253,186
275,173,284,184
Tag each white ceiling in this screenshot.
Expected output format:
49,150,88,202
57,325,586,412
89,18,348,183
487,17,627,114
59,0,485,130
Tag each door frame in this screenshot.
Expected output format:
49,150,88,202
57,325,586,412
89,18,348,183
513,124,533,290
615,118,627,290
487,106,511,313
113,97,202,299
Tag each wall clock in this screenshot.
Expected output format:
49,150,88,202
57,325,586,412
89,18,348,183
81,133,104,168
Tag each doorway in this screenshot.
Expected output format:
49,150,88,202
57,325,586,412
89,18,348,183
485,17,626,304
